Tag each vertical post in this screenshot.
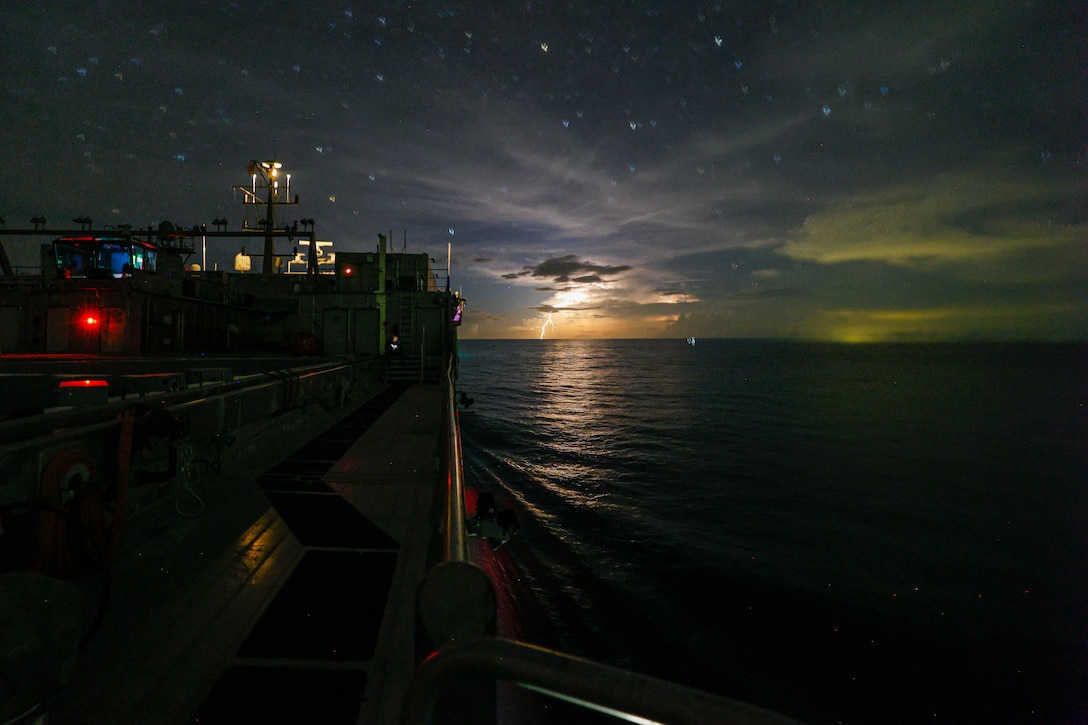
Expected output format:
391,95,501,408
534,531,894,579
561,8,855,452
378,233,387,358
262,178,276,275
307,228,317,276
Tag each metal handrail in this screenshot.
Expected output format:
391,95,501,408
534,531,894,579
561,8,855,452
402,637,804,725
442,358,468,562
0,358,364,447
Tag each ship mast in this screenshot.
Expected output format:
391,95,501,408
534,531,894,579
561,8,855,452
233,160,299,274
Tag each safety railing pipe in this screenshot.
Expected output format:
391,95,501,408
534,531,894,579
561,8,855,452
443,359,468,562
402,637,804,725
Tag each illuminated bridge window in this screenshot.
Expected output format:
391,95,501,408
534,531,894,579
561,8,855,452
54,237,158,279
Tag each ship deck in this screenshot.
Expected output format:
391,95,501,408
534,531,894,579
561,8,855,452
47,382,445,725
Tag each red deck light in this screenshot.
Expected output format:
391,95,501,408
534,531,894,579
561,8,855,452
77,306,103,328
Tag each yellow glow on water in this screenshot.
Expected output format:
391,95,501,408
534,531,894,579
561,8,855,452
834,330,881,344
822,308,958,343
819,305,1047,343
526,341,621,469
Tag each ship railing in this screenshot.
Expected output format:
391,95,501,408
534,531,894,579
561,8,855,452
403,637,802,725
441,357,468,563
0,358,383,510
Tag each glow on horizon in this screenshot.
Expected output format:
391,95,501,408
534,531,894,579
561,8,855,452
459,301,1087,342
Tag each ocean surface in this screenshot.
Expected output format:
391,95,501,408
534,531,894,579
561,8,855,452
455,339,1088,725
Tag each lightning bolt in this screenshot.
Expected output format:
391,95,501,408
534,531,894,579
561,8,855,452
539,313,554,339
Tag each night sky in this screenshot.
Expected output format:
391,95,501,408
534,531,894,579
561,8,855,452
2,1,1085,340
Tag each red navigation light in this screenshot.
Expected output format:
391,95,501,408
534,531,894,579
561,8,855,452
343,265,354,276
84,314,100,326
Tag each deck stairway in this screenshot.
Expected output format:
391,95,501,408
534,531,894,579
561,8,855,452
385,353,444,384
385,296,437,384
385,352,424,383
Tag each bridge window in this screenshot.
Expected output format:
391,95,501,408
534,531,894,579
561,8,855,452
54,239,157,278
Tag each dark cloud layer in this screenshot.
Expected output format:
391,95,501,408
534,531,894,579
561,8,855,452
1,1,1085,340
506,255,632,284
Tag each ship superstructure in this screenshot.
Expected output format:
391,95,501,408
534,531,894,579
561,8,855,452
0,161,458,366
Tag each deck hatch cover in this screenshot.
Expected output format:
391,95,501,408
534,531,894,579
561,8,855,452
237,549,398,660
264,490,398,549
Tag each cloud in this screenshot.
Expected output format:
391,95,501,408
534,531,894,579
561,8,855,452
726,287,805,300
508,254,632,283
779,168,1087,278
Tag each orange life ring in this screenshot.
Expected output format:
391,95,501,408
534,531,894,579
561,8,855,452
40,450,96,503
33,450,97,576
29,413,134,576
